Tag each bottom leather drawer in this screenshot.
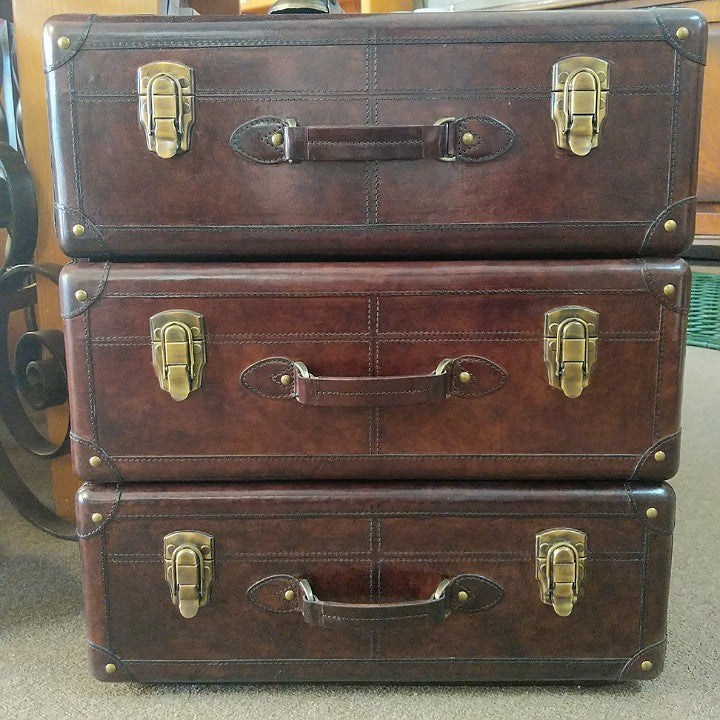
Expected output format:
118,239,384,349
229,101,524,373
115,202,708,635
76,480,674,684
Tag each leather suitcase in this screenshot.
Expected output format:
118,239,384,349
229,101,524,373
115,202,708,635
61,258,688,484
44,10,705,261
76,480,675,684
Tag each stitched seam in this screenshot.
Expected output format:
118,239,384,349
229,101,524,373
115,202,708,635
84,313,98,443
638,528,649,649
68,62,83,214
100,534,112,649
113,453,638,461
668,51,681,203
121,657,630,665
308,139,422,146
314,388,429,397
456,117,514,162
241,357,294,398
653,306,665,440
115,510,637,519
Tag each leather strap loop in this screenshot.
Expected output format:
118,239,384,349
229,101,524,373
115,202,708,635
240,355,508,408
248,574,504,630
231,116,515,164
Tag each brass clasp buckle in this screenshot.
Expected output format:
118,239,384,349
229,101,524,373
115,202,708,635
536,528,586,617
164,531,214,619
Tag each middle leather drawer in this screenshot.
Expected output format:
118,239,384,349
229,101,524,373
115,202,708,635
60,258,687,485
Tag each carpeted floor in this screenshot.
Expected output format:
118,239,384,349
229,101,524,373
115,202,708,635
1,346,719,720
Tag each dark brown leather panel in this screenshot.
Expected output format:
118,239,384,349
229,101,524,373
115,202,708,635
44,10,706,260
76,481,673,683
60,259,688,484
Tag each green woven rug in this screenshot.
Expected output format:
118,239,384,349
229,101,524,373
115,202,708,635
688,273,720,350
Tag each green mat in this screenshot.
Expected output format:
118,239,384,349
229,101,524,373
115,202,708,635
688,272,720,350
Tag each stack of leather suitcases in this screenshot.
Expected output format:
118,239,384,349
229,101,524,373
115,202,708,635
43,9,706,683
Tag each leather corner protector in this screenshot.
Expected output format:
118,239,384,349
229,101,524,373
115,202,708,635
60,261,110,319
446,574,504,613
87,642,133,682
652,9,707,65
247,574,303,614
630,432,681,482
639,197,696,257
618,639,666,681
55,205,108,257
449,356,508,398
640,258,689,314
76,484,123,540
230,117,287,164
43,15,97,73
455,117,515,163
240,357,296,399
626,482,676,534
70,433,122,483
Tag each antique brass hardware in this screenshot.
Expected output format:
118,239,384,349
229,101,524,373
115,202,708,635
536,528,586,617
543,306,598,399
57,36,71,50
104,663,116,675
150,310,206,402
664,219,677,232
552,57,609,156
654,450,666,462
676,26,689,40
163,531,214,619
72,224,85,237
74,289,88,302
138,61,195,159
89,455,101,467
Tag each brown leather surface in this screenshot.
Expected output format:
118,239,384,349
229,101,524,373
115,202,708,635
44,10,706,260
60,258,688,484
76,480,674,683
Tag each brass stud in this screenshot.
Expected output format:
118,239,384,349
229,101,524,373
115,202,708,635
663,284,676,298
89,455,102,468
675,26,690,40
91,512,103,524
74,289,88,302
664,219,677,233
457,590,469,602
641,660,653,672
284,589,296,602
654,450,666,463
557,72,568,84
57,36,71,50
458,371,472,384
165,544,176,554
72,223,86,237
270,132,284,147
104,663,117,675
461,132,475,146
646,507,658,519
279,374,292,386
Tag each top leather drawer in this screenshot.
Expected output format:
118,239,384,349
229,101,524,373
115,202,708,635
44,10,706,260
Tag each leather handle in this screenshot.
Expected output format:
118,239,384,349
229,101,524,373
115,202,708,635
248,574,504,630
231,116,515,164
241,356,508,408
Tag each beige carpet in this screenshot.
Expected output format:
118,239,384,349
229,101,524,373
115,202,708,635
1,346,719,720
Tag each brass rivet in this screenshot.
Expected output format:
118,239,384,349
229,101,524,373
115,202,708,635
105,663,117,675
200,545,211,555
91,512,103,524
279,374,292,386
654,451,666,463
641,660,653,672
72,223,86,237
663,284,676,298
179,77,190,88
461,132,475,146
57,36,71,50
75,289,88,302
270,132,284,147
646,507,658,519
89,455,102,467
284,589,295,602
166,544,176,554
664,219,677,233
458,371,471,384
676,26,690,40
597,71,607,83
457,590,469,602
557,72,568,84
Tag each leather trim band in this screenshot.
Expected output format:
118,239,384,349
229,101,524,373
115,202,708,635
230,116,515,164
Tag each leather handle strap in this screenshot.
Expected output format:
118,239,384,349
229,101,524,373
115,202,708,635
248,574,505,630
231,116,515,164
241,355,508,408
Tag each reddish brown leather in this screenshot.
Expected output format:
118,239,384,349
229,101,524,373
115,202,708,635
247,573,504,629
76,480,674,683
230,116,515,163
60,259,688,484
241,355,507,407
44,10,706,260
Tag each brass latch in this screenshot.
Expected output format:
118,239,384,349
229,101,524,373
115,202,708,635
543,306,598,399
536,528,586,617
164,531,214,619
150,310,206,402
138,61,195,159
552,57,609,156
